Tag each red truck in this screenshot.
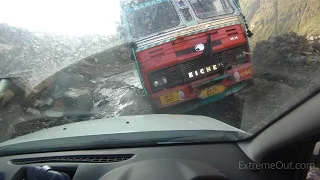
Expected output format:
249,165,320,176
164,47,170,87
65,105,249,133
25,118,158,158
120,0,253,112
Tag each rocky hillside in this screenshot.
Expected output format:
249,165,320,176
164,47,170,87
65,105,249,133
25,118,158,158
239,0,320,44
0,24,125,90
254,32,320,66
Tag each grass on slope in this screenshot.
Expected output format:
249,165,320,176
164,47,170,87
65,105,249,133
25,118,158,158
239,0,320,45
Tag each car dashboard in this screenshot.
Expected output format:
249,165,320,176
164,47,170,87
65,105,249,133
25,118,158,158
0,143,264,180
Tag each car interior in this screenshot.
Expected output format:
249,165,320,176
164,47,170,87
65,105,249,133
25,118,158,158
0,90,319,180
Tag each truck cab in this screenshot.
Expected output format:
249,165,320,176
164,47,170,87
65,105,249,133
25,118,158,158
120,0,253,111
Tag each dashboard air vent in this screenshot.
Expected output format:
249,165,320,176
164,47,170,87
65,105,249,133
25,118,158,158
11,154,134,165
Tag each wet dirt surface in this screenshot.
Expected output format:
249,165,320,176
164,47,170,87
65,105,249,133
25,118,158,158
0,63,318,143
1,33,320,143
89,64,314,132
1,57,320,143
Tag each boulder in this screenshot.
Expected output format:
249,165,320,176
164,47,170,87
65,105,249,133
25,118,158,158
26,107,41,116
43,110,64,118
64,88,93,112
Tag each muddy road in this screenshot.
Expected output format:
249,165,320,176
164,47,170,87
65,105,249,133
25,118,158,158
0,60,318,143
90,65,310,132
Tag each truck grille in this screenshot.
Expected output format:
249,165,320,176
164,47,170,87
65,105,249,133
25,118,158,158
148,44,248,92
148,64,183,92
180,58,214,83
213,45,248,66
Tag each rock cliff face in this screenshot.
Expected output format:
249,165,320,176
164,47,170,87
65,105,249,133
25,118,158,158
239,0,320,44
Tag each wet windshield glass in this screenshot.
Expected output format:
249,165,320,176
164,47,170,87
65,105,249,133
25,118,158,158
189,0,234,18
0,0,320,155
123,0,180,38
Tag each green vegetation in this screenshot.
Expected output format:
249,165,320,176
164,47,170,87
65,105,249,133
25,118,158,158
239,0,320,44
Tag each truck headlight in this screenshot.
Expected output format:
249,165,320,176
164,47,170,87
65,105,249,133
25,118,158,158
153,77,168,87
154,81,160,87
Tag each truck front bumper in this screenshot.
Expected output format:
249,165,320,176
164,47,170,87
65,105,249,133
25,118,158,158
148,62,253,111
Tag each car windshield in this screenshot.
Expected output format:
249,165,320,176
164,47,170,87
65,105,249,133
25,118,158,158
189,0,234,18
122,0,180,38
0,0,320,155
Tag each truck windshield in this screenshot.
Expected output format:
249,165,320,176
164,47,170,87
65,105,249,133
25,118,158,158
189,0,234,19
123,0,180,39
